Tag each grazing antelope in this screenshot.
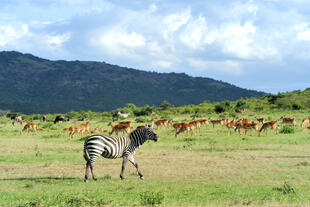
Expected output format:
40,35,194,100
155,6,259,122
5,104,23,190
20,123,37,135
255,117,264,124
175,122,195,138
153,119,169,129
258,121,279,137
301,118,310,128
99,128,109,133
108,122,131,136
89,128,100,134
280,116,297,127
210,119,224,128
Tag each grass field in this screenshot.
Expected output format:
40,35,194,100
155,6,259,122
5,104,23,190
1,113,310,206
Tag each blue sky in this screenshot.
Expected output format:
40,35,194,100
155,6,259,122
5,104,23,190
1,0,310,93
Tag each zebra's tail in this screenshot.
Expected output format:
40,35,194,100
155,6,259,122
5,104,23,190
83,139,90,163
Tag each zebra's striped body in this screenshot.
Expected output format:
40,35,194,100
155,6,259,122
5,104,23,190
83,127,158,182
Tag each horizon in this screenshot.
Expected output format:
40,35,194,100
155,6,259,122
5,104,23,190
0,0,309,93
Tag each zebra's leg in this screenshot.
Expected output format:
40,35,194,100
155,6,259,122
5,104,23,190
120,156,129,180
128,155,144,180
84,162,90,182
90,162,97,181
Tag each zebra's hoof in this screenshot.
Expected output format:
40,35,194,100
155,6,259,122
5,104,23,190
93,178,97,181
84,179,88,183
140,176,144,180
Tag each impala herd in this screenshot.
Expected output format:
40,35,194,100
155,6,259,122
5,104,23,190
14,115,310,139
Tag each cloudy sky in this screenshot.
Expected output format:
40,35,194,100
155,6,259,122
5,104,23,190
1,0,309,93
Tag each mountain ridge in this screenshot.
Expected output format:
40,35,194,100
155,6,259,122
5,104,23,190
0,51,264,114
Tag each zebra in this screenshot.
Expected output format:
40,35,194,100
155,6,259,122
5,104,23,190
83,127,158,182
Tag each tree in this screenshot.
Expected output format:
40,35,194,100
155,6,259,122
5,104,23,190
160,100,173,110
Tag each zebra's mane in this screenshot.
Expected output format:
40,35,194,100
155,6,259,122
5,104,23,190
129,127,147,139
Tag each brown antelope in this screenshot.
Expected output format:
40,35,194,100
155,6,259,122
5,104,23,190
99,128,109,133
225,121,236,136
258,121,279,137
301,118,310,128
280,116,297,127
210,119,224,128
242,121,259,136
68,125,86,140
20,123,37,135
199,119,209,129
117,119,132,128
153,119,169,129
175,122,195,138
80,121,91,134
169,120,184,132
256,117,265,124
189,120,201,132
89,128,100,134
108,122,131,136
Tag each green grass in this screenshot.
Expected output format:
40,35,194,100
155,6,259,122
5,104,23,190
1,113,310,206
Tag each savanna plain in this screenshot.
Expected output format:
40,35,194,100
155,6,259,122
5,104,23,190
1,112,310,207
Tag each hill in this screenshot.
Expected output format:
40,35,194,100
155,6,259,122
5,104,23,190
0,51,264,114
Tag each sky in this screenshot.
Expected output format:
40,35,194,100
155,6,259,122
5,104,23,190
1,0,310,93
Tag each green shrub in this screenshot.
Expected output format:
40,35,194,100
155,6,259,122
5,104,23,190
279,125,295,134
140,191,164,206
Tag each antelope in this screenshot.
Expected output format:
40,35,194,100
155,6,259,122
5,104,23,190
256,117,264,124
99,128,109,133
258,121,279,137
80,121,91,134
153,119,169,129
280,116,297,127
20,123,37,135
117,119,132,128
89,128,100,134
242,121,259,136
189,120,201,132
169,120,184,132
108,122,131,136
301,118,310,128
210,119,224,128
225,121,236,136
199,119,209,129
68,125,86,140
175,122,195,138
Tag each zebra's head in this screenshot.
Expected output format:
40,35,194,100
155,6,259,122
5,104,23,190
145,127,158,142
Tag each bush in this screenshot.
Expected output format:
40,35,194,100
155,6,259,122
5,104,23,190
214,104,225,113
279,125,295,134
140,191,164,206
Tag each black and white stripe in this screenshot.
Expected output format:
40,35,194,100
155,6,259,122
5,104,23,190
83,127,158,182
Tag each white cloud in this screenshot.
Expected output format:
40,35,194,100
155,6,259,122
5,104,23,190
0,24,29,47
90,28,146,59
45,32,71,48
179,15,207,50
151,60,173,68
295,23,310,41
187,58,243,75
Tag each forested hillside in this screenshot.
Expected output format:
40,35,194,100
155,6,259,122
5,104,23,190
0,51,263,114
